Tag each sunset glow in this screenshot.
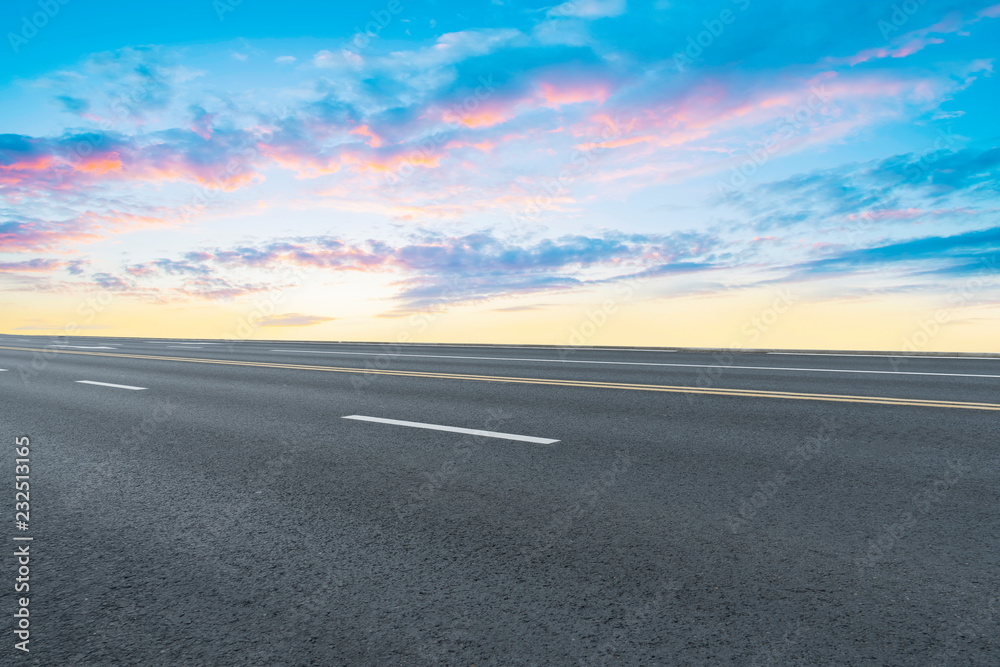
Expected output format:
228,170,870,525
2,0,999,351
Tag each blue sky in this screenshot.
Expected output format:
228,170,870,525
1,0,999,349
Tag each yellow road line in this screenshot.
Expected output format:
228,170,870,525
2,345,998,411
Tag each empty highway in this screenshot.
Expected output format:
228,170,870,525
1,335,998,664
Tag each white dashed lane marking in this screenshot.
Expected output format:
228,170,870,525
75,380,147,391
342,415,559,444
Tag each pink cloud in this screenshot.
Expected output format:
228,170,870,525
444,105,518,129
260,143,341,178
847,208,926,222
841,35,946,66
0,219,103,253
0,154,56,180
443,139,497,153
0,132,265,194
835,7,1000,66
189,107,217,140
0,204,184,256
349,124,383,148
345,149,443,173
574,135,657,152
979,3,1000,19
846,207,980,222
437,75,616,130
125,265,159,277
75,153,124,174
537,81,609,109
0,258,75,273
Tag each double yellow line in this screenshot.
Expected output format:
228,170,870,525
3,345,999,411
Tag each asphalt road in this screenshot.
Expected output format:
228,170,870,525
1,335,998,665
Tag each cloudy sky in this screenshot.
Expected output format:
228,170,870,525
1,0,999,350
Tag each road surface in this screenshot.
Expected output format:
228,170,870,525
1,335,997,664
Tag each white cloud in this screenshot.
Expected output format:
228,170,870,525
533,18,590,46
548,0,626,19
313,50,338,67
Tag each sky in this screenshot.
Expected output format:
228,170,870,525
1,0,999,351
